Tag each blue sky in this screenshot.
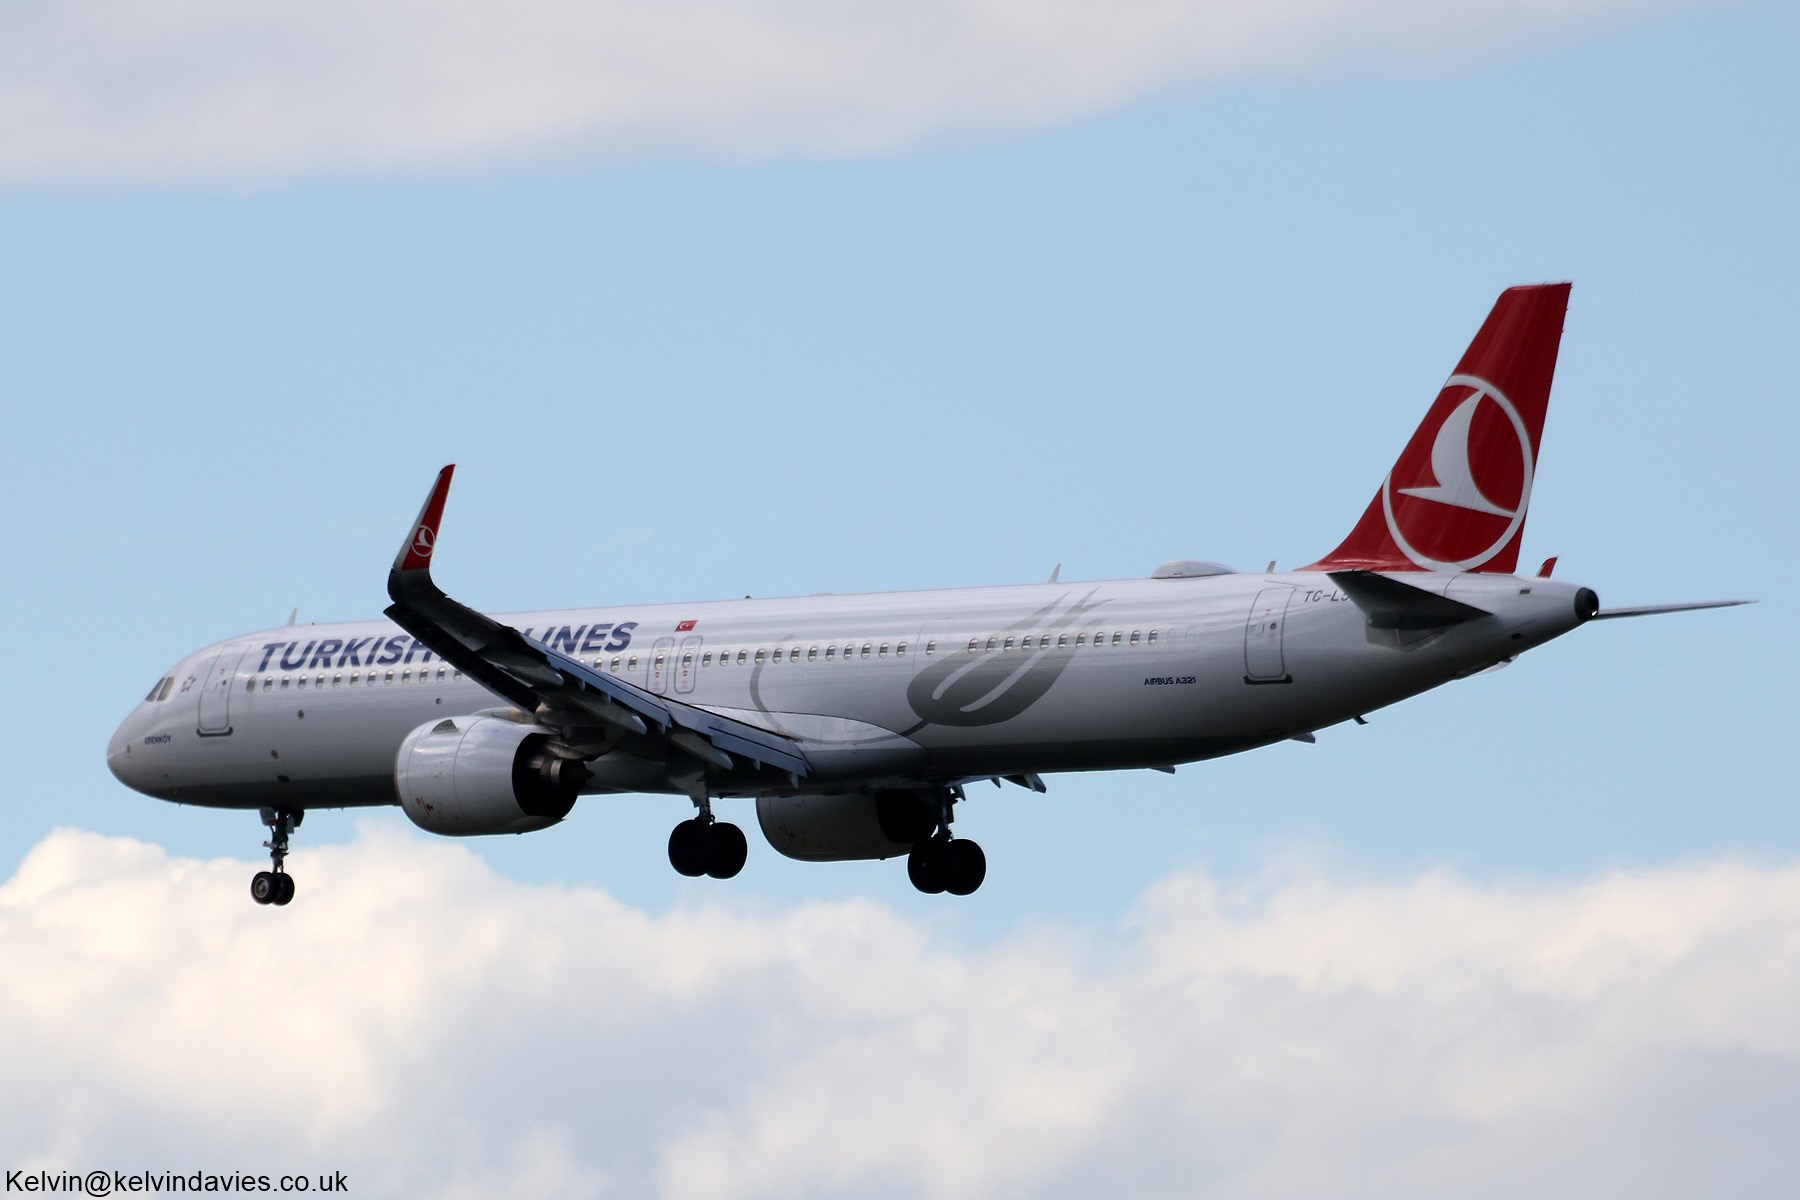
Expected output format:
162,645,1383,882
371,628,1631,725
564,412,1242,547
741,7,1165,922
3,1,1797,1193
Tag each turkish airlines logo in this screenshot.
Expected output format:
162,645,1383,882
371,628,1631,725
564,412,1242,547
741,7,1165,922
412,526,435,559
1380,374,1534,571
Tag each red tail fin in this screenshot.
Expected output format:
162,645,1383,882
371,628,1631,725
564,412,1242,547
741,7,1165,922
1307,283,1570,574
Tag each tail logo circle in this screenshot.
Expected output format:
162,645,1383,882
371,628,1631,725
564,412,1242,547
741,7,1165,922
412,527,435,559
1380,374,1534,571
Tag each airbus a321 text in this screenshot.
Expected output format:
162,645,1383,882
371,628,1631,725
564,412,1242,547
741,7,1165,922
108,283,1746,905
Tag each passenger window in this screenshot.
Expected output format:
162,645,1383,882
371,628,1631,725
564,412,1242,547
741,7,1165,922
1058,634,1068,647
896,641,907,656
316,674,326,687
385,670,394,683
808,647,818,661
281,677,291,690
628,655,639,670
879,642,890,657
402,669,412,682
968,638,980,652
245,679,255,692
825,646,836,660
1112,631,1123,646
332,673,342,687
737,650,748,665
1147,629,1158,645
1129,631,1140,645
926,640,937,655
755,649,766,664
682,654,693,667
702,652,712,666
264,677,273,690
610,657,621,671
861,643,872,659
986,637,997,651
1003,637,1014,651
350,672,360,684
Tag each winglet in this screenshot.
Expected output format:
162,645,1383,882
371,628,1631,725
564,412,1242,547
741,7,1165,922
391,465,455,588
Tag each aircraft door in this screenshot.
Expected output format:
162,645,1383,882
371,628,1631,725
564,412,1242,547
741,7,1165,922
649,636,676,695
1244,588,1295,683
675,635,702,694
197,645,251,735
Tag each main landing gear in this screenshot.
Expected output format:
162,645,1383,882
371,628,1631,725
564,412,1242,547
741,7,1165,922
251,806,301,906
907,836,986,896
906,785,986,896
667,798,748,880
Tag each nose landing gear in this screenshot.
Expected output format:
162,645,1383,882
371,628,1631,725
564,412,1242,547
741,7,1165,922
251,807,301,906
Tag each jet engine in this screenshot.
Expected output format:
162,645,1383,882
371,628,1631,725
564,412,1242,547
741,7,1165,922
394,715,588,836
756,788,938,862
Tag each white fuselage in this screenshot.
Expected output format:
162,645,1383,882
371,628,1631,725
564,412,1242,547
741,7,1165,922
107,569,1590,810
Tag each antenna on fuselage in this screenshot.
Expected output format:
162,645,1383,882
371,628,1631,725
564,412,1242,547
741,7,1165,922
286,607,298,626
1048,564,1062,583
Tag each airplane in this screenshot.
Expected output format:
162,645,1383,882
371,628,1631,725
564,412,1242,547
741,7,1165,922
106,283,1747,905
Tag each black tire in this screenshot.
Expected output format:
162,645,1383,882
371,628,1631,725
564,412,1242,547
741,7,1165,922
668,819,711,877
250,871,278,905
907,842,946,894
706,822,748,880
272,873,296,906
944,839,986,896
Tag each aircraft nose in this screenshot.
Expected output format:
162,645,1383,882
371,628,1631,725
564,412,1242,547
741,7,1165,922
107,711,147,792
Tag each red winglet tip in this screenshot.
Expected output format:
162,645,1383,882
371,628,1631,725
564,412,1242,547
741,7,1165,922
1537,556,1558,578
398,465,455,575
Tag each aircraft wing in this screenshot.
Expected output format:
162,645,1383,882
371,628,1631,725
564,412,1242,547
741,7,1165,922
383,465,810,782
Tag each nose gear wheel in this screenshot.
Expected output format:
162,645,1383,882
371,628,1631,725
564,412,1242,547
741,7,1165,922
251,807,302,906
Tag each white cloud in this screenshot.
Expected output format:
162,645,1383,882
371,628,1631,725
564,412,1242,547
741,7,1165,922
0,0,1701,183
4,826,1799,1198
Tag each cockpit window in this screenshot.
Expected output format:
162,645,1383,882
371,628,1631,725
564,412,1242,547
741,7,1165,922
145,676,174,703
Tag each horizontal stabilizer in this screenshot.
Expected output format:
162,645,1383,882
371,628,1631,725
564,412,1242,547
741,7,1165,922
1329,570,1493,630
1592,599,1754,620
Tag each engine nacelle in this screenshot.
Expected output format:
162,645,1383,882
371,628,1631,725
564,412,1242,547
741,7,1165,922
756,789,938,862
394,716,586,836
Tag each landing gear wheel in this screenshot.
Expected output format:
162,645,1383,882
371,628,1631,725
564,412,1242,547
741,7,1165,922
705,822,748,880
907,842,947,894
943,839,986,896
668,819,711,877
252,807,304,906
908,838,985,895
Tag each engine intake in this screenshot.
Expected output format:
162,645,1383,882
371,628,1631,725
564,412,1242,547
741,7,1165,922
394,716,586,836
